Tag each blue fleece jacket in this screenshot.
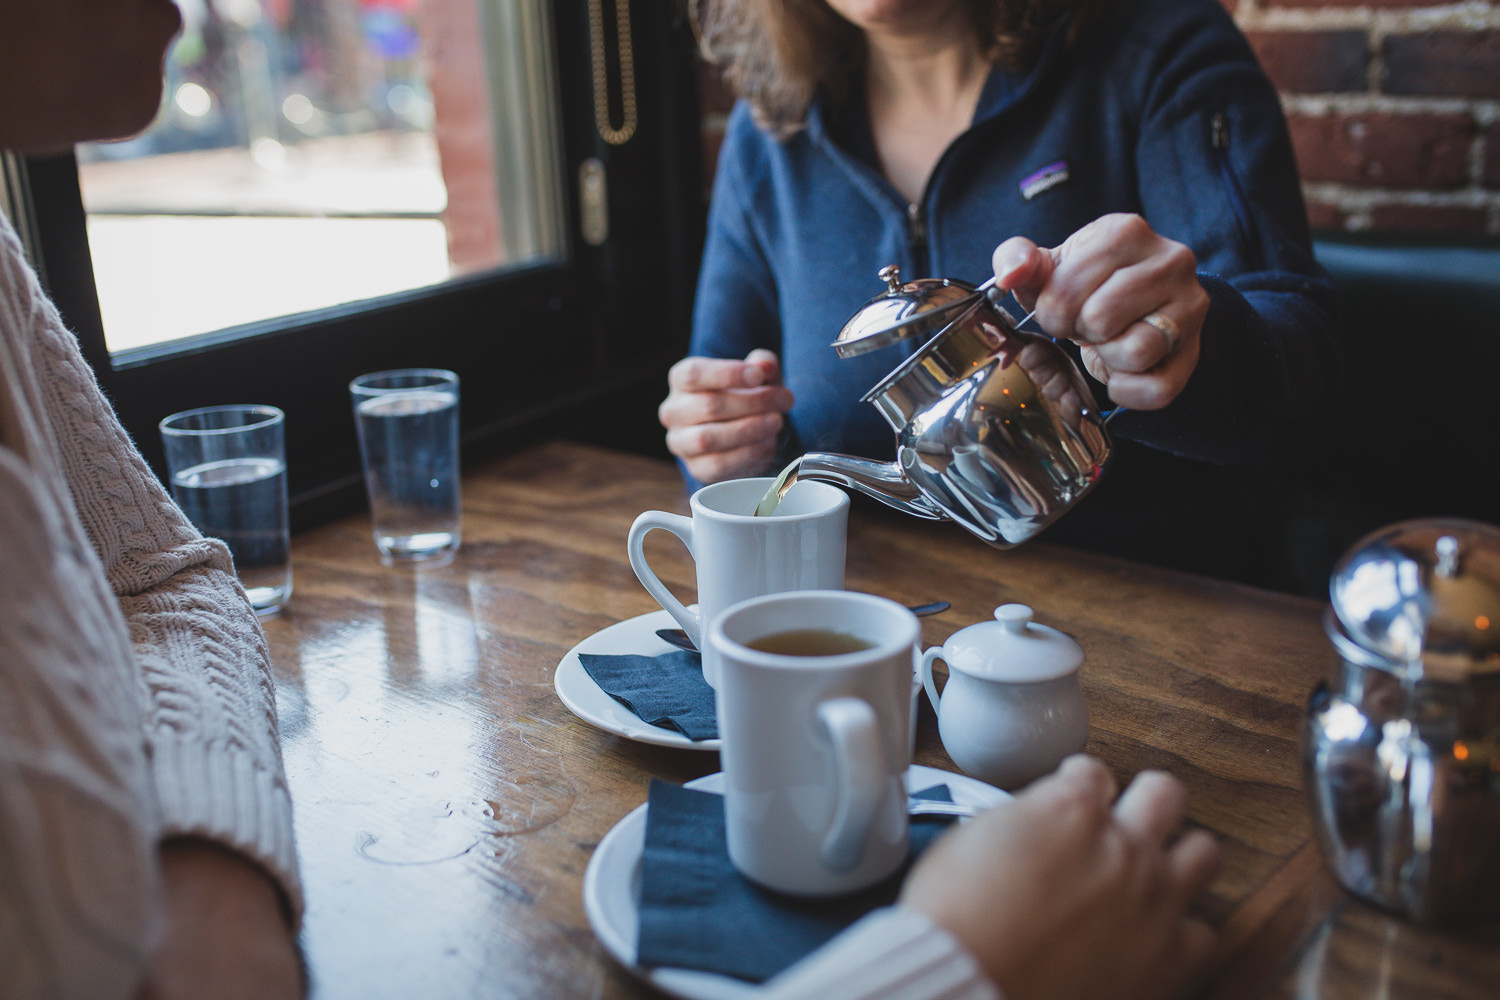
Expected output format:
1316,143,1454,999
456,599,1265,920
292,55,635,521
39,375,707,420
689,0,1339,485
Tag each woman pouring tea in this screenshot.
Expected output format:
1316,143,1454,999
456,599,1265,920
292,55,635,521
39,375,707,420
660,0,1339,582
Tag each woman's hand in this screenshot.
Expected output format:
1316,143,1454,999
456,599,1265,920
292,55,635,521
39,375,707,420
993,214,1209,410
136,839,303,1000
659,348,795,484
901,755,1221,1000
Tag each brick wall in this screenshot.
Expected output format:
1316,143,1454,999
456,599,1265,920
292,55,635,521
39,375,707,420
1234,0,1500,235
696,1,1500,236
420,0,505,273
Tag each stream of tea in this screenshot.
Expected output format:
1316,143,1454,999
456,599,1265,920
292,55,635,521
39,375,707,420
755,459,801,516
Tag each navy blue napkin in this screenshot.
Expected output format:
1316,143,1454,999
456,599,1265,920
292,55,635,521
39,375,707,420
636,780,956,983
576,650,718,741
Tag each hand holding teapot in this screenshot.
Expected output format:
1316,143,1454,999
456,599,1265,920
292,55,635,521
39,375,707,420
776,258,1114,547
993,213,1208,410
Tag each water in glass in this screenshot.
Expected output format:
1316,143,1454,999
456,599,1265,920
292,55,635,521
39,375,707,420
354,389,461,561
171,456,292,612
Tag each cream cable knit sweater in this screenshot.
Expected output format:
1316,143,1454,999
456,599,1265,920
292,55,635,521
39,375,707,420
763,907,1000,1000
0,215,302,998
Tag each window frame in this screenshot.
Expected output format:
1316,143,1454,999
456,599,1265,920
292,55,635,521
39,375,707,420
19,0,703,529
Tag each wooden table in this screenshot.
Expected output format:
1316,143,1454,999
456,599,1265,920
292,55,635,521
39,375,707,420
260,441,1499,999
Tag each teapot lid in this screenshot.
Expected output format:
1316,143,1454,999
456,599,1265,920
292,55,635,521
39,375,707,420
1327,518,1500,681
940,604,1084,683
831,265,981,358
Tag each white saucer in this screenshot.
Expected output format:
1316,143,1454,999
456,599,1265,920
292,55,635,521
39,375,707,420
555,608,721,751
582,765,1010,1000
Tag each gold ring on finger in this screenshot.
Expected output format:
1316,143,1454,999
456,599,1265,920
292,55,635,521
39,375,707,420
1141,312,1181,355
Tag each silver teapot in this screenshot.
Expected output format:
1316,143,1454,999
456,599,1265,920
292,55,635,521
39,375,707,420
788,266,1112,548
1304,518,1500,923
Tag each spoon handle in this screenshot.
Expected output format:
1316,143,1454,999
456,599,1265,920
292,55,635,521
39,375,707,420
907,799,980,819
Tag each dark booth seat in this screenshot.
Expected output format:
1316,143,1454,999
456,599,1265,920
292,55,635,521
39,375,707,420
1272,237,1500,595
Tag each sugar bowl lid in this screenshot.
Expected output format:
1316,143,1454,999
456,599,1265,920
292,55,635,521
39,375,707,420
1327,518,1500,680
940,604,1084,683
831,265,981,358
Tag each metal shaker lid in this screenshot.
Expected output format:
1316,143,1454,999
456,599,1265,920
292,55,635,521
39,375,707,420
831,265,982,358
1327,518,1500,680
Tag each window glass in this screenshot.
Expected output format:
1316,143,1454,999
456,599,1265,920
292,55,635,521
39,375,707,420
78,0,564,353
23,0,700,526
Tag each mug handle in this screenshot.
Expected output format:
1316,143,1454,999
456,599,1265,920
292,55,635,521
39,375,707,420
816,697,884,872
920,647,944,714
627,510,702,648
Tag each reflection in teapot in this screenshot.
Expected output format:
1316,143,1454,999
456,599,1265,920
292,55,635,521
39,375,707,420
773,267,1112,548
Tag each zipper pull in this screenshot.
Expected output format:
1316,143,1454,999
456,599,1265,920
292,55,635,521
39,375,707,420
906,202,927,243
905,202,928,276
1211,112,1228,150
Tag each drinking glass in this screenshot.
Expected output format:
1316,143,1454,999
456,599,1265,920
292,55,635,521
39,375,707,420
159,404,292,615
349,368,461,563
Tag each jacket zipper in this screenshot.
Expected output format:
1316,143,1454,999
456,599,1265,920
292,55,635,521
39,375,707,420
906,202,930,278
1211,112,1264,269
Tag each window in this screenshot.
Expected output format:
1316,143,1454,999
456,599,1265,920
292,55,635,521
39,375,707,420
15,0,702,527
80,0,569,351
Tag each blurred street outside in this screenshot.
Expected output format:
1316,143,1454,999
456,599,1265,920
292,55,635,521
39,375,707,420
81,129,452,351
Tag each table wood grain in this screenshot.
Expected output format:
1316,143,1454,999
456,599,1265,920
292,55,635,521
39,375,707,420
260,440,1500,999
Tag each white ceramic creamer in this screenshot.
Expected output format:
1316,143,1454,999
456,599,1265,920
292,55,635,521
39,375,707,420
921,604,1088,789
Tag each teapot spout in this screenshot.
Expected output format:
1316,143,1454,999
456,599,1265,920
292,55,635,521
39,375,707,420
793,453,948,521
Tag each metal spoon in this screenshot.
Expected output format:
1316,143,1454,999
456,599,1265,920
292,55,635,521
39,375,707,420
907,799,981,819
653,600,951,653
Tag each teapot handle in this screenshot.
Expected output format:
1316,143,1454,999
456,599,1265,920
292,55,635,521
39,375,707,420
920,647,945,714
1000,290,1134,426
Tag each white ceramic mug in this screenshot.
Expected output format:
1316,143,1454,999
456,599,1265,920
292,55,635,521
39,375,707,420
628,477,848,685
711,590,917,897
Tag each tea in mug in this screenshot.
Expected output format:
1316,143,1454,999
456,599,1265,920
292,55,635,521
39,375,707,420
745,628,877,656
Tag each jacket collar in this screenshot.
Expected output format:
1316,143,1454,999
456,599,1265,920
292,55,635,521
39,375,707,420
805,12,1072,159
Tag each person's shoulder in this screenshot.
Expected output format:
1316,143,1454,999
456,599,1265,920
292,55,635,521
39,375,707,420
716,98,824,190
1109,0,1239,32
1075,0,1256,88
1088,0,1245,56
1,212,29,282
722,100,777,149
716,100,783,174
0,213,43,328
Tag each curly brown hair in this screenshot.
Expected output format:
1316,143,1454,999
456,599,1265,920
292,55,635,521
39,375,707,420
692,0,1102,135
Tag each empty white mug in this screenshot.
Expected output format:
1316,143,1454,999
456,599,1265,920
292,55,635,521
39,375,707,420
628,477,848,685
710,590,918,896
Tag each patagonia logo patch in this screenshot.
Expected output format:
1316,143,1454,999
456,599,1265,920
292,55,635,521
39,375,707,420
1019,160,1069,200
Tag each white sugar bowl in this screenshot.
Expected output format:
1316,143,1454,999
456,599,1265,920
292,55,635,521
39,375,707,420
921,604,1089,790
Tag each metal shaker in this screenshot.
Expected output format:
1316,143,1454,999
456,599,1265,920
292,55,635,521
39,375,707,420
1304,518,1500,923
